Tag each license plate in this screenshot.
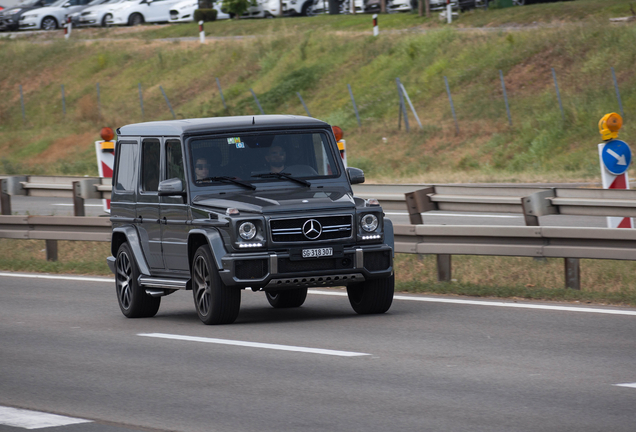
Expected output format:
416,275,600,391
302,247,333,258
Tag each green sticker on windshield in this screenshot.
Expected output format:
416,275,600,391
227,137,241,144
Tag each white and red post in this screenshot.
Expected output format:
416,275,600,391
95,141,115,213
372,14,378,37
64,16,72,39
199,20,205,44
598,143,633,228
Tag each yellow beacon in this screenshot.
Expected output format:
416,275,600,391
599,113,623,141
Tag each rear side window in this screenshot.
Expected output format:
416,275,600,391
142,139,161,192
115,142,138,192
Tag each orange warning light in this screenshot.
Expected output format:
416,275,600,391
100,127,114,142
599,113,623,141
332,126,344,142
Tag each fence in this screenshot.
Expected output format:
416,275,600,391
2,176,636,290
11,64,627,132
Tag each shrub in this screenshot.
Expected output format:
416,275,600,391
193,8,218,22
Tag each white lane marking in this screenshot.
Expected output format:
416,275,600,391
0,272,112,283
138,332,371,357
52,204,103,207
614,383,636,389
308,290,636,317
384,211,521,218
2,272,635,317
0,406,92,430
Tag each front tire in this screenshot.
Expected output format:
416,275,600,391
41,16,58,30
115,243,161,318
102,13,112,27
346,275,394,315
266,287,308,308
192,245,241,325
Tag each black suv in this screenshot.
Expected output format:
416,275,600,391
107,115,394,325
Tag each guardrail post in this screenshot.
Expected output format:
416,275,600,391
521,190,557,226
405,187,436,224
1,179,11,215
45,240,58,262
565,258,580,290
437,254,451,282
73,181,85,217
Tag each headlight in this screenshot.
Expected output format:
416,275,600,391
239,222,257,240
24,14,37,18
361,214,379,232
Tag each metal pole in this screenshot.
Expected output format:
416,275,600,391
159,86,176,119
347,84,361,127
400,82,423,130
250,88,265,115
96,82,101,120
61,85,66,116
215,77,228,111
611,67,624,118
551,68,565,122
296,92,311,117
0,179,11,215
19,85,26,123
444,76,459,135
138,83,145,120
499,70,512,126
396,78,409,132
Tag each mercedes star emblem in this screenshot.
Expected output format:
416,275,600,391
302,219,322,240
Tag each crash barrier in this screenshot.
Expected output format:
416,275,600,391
0,176,111,217
0,215,635,291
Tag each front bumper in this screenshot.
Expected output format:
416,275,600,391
218,244,393,289
19,17,38,28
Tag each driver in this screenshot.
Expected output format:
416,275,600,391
265,145,286,173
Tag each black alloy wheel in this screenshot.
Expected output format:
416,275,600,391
115,243,161,318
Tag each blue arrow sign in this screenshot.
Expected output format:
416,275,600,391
601,139,632,175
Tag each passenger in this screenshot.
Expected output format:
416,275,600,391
266,145,286,173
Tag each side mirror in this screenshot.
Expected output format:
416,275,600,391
158,178,185,196
346,167,365,185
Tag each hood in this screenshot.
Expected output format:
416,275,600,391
193,187,355,215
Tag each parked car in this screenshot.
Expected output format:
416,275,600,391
168,0,229,22
73,0,123,26
65,0,112,25
107,115,395,325
0,0,57,31
20,0,92,30
311,0,363,15
282,0,316,16
108,0,182,26
237,0,279,18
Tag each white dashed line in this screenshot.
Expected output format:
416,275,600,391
138,332,371,357
0,406,92,430
614,383,636,389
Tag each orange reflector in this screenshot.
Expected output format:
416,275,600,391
332,126,344,142
100,127,115,142
606,113,623,132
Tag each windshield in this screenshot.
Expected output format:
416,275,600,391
17,0,55,7
189,132,339,187
48,0,69,7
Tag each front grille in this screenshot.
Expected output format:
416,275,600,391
364,251,391,272
278,254,354,274
270,215,352,243
235,259,268,280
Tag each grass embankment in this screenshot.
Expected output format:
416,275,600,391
1,239,635,306
2,1,636,182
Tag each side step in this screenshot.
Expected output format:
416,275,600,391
139,276,189,297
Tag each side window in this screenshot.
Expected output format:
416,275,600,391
115,142,138,192
166,140,185,184
142,139,161,192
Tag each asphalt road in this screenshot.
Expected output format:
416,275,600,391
8,195,609,227
1,273,635,432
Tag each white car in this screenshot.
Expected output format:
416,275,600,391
76,0,124,26
109,0,181,26
168,0,229,22
20,0,92,30
282,0,315,15
240,0,278,18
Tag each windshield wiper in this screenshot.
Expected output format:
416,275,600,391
197,176,256,190
251,172,311,187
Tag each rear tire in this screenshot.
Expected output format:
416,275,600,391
115,243,161,318
41,16,58,30
346,275,394,315
128,13,144,26
192,245,241,325
266,287,308,308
